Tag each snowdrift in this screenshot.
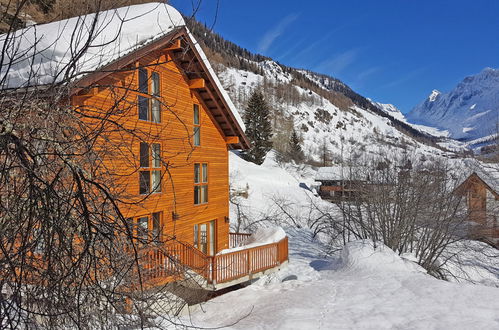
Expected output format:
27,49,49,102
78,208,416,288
339,240,426,274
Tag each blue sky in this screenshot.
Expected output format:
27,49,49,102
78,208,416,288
171,0,499,113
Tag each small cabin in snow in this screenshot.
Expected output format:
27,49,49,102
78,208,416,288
455,166,499,245
315,166,364,201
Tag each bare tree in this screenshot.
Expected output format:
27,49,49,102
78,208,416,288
309,155,473,278
0,2,216,328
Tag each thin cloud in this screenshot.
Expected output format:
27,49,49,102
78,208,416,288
380,67,427,89
258,14,299,53
316,48,359,75
357,66,381,81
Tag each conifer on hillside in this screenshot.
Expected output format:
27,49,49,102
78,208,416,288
242,91,273,165
288,128,304,163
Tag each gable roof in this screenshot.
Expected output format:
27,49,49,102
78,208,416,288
0,2,249,148
473,166,499,194
455,161,499,196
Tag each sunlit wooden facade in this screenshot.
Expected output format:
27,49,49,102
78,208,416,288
70,27,288,287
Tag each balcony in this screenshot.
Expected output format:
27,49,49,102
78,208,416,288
137,232,289,291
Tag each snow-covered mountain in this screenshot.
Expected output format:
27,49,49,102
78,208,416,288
407,68,499,141
187,19,457,162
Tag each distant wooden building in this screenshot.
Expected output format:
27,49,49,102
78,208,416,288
455,166,499,246
315,166,364,201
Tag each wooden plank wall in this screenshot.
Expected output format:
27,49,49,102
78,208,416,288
73,47,230,252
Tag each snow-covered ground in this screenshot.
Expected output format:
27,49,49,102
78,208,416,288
160,153,499,330
180,234,499,329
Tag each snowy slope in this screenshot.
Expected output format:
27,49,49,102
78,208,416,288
407,67,499,141
161,153,499,329
373,101,468,152
217,63,454,163
181,239,499,330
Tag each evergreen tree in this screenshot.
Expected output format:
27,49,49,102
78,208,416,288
288,128,304,163
242,91,273,165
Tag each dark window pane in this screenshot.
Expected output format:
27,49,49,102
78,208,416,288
140,142,149,167
193,127,200,146
194,164,200,184
194,186,200,205
151,72,160,96
138,68,148,94
193,104,199,125
138,96,149,120
139,171,150,194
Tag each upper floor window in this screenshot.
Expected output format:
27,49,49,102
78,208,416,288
193,104,200,146
138,68,161,123
194,163,208,204
139,142,162,195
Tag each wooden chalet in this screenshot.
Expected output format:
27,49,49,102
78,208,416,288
315,166,365,201
1,3,288,290
455,166,499,246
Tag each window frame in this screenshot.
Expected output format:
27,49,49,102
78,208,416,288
139,142,162,195
128,212,163,243
194,162,208,205
137,67,161,123
193,104,201,146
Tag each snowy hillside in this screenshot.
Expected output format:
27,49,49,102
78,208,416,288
373,101,468,152
217,62,452,162
407,67,499,141
186,19,462,162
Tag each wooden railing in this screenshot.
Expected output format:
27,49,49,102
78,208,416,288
229,232,252,248
140,235,289,287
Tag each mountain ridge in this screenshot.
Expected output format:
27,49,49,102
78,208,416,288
407,68,499,142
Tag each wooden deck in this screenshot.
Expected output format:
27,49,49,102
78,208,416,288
138,233,289,290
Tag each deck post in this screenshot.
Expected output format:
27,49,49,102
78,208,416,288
247,249,251,276
211,257,216,284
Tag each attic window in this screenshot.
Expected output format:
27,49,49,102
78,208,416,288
137,68,161,123
193,104,200,146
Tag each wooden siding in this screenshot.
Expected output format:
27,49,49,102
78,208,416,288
72,45,231,253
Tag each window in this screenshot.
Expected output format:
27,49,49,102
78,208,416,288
139,142,161,194
151,72,161,123
128,212,162,243
137,68,161,123
193,104,200,146
193,220,216,255
194,163,208,204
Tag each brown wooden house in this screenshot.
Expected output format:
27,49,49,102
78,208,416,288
455,167,499,246
2,3,288,290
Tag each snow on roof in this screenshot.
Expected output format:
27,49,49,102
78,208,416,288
315,166,351,181
456,160,499,194
0,3,184,89
0,2,246,131
475,164,499,193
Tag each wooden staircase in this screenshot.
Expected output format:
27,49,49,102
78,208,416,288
137,233,289,290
